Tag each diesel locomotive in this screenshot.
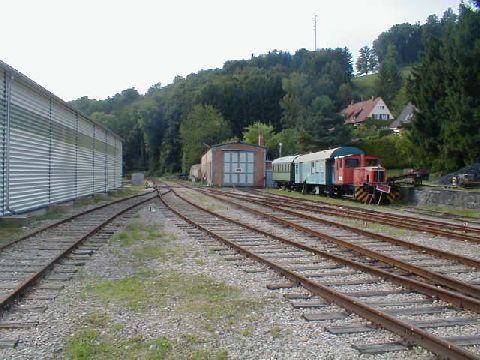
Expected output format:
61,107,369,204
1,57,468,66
272,147,399,204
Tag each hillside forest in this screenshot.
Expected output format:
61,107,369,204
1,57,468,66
69,3,480,175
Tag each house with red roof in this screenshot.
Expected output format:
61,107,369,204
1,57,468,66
343,96,394,125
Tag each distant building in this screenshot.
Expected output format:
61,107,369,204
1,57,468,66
343,96,394,125
201,141,266,187
390,102,416,133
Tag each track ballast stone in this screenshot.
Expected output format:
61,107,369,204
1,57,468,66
0,199,436,359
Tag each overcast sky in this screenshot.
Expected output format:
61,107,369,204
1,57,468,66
1,0,461,101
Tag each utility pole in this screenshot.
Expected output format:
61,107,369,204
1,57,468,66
313,15,318,51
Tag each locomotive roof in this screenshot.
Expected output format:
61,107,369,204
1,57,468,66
295,147,364,163
272,155,299,164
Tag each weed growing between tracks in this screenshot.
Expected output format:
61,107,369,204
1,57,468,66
417,205,480,219
63,330,172,359
86,270,262,324
113,223,164,246
65,206,266,359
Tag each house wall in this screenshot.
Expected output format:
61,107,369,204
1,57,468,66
368,99,393,120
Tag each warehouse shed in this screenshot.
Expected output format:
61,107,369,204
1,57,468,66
0,60,123,217
201,141,266,187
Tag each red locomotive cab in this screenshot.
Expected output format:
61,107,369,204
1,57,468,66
335,155,361,185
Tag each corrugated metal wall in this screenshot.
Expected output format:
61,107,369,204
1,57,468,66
77,116,95,198
9,80,51,212
0,70,5,215
93,126,107,194
106,132,116,191
0,61,123,217
115,140,123,188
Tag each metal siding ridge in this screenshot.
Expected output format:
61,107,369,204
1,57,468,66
0,60,122,142
0,70,5,215
8,79,50,212
0,61,124,217
50,102,76,203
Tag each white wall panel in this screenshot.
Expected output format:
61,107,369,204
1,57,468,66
115,140,123,188
50,102,76,203
106,132,116,191
0,61,123,216
8,81,50,212
77,116,94,197
0,71,5,215
94,126,106,193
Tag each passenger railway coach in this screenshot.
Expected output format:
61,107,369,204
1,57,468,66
272,147,398,204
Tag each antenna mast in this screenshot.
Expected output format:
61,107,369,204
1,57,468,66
313,15,318,51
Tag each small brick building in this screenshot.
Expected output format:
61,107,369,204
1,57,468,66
201,141,266,187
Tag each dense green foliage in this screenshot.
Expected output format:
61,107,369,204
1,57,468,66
71,49,355,173
180,105,231,172
408,3,480,172
68,5,479,176
371,9,456,66
376,44,403,105
355,46,378,75
351,120,413,169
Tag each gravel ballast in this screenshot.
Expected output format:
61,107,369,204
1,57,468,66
0,196,442,359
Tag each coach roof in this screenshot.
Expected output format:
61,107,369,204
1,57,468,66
272,155,299,164
295,147,364,163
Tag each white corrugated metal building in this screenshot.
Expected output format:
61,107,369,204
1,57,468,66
0,60,123,216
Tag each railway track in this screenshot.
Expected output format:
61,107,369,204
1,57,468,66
245,189,480,243
200,187,480,299
0,190,157,347
159,184,480,359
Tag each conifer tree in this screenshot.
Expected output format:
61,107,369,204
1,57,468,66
355,46,370,75
409,4,480,172
376,44,402,105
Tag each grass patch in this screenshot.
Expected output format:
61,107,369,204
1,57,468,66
132,243,190,263
63,329,172,360
112,223,164,246
242,326,254,337
84,312,111,327
270,326,282,339
0,222,26,247
87,270,263,322
417,205,480,219
88,273,151,310
63,329,229,360
79,270,256,358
